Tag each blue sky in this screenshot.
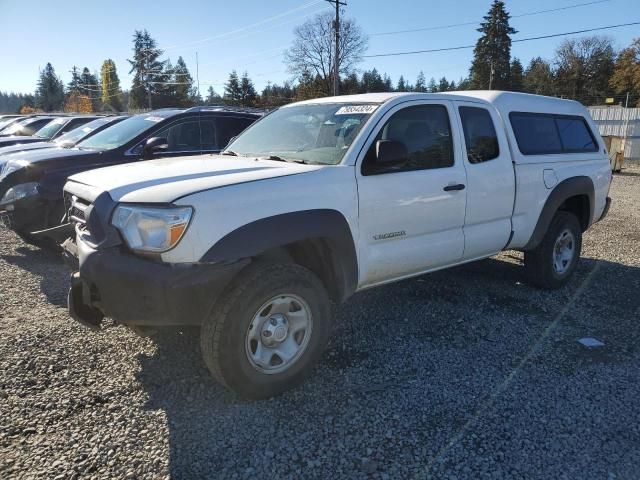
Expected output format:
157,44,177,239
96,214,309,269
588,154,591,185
0,0,638,95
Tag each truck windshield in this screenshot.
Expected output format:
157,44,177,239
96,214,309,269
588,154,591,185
226,103,378,165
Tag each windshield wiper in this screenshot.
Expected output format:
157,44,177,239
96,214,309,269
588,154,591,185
261,155,311,165
221,150,238,156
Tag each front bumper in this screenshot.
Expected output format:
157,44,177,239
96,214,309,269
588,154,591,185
65,235,249,328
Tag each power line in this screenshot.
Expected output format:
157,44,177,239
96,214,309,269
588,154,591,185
364,21,640,58
370,0,611,37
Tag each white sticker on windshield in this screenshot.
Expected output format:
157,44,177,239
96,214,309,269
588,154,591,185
335,105,378,115
144,116,164,122
81,127,92,133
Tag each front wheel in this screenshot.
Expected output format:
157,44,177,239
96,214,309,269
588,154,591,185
200,262,331,399
524,211,582,289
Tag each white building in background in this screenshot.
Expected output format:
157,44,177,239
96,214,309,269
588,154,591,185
588,106,640,162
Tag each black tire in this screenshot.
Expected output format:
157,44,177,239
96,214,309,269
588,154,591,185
524,211,582,289
200,262,331,400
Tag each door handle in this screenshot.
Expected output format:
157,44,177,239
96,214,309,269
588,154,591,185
443,183,465,191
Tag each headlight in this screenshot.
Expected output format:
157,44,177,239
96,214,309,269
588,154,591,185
112,205,193,253
0,159,29,180
0,182,39,206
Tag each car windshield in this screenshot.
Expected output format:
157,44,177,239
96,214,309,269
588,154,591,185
77,114,163,150
33,118,67,139
1,119,35,136
0,118,19,132
54,117,118,146
226,103,378,165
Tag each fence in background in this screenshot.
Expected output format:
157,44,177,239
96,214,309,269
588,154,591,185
588,106,640,162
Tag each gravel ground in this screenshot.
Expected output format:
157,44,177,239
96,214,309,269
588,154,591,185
1,165,639,480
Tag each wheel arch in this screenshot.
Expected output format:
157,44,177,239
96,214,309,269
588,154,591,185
200,209,359,302
523,176,594,251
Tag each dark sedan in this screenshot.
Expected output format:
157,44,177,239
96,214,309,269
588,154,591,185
0,106,262,244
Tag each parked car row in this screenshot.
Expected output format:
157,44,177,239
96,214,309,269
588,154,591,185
0,92,612,399
0,106,262,243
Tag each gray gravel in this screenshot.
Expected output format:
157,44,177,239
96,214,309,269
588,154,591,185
1,165,640,480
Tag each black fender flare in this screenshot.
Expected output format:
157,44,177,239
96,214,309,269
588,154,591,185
200,209,359,301
523,176,594,250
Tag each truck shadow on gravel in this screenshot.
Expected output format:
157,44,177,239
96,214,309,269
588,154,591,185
1,245,68,307
134,255,640,478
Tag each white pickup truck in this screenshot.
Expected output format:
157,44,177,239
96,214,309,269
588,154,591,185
62,91,612,398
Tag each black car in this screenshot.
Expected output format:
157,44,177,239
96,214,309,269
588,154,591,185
0,115,129,157
0,106,262,243
0,115,100,148
0,116,60,137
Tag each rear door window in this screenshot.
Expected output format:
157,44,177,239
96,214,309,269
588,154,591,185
459,106,499,163
216,116,255,150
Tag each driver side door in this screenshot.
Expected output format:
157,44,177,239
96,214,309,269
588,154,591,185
356,100,468,287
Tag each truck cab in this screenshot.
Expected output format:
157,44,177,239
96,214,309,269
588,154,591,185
62,91,612,399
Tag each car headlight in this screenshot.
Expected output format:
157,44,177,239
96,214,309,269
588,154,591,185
0,159,29,180
0,182,39,206
112,205,193,253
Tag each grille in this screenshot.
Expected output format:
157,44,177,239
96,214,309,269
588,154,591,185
65,193,90,229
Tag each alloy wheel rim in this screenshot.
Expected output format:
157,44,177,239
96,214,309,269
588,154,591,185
553,229,575,275
245,294,313,374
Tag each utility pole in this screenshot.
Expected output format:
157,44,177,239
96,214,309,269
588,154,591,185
489,60,494,90
325,0,346,96
196,52,201,103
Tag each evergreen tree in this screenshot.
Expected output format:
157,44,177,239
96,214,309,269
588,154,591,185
396,75,408,92
469,0,517,90
523,57,555,95
239,71,257,106
340,73,360,95
128,29,166,109
35,63,64,112
173,56,195,107
360,69,387,93
223,70,242,105
0,92,31,113
414,71,427,92
438,77,450,92
205,86,222,104
427,77,438,93
67,66,82,95
80,67,100,111
100,59,122,111
510,58,524,91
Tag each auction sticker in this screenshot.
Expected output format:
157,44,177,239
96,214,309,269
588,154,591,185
335,105,378,115
144,116,164,122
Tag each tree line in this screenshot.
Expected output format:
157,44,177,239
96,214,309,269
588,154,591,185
2,0,640,114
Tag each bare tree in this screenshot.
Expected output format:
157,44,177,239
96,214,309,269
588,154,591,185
554,36,615,103
284,11,368,96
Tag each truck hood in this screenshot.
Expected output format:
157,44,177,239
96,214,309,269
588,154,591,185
67,154,324,203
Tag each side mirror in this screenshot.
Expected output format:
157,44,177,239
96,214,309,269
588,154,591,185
142,137,168,159
376,139,408,167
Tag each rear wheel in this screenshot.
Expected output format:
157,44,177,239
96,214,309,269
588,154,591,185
524,211,582,289
200,262,331,399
